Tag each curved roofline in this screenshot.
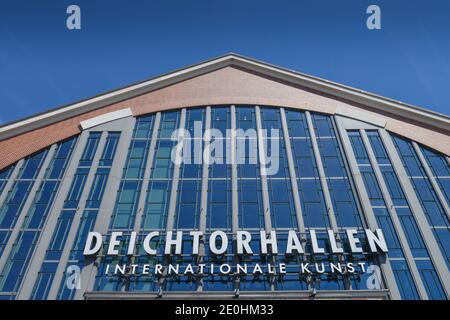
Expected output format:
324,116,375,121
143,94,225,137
1,53,449,141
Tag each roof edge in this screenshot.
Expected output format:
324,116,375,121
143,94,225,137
1,53,448,141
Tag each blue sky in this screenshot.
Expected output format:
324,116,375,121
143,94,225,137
0,0,449,125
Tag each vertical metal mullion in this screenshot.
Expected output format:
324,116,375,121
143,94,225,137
305,111,339,231
132,112,162,233
280,108,306,234
380,130,450,297
47,132,108,300
0,160,24,208
81,118,136,237
0,159,24,272
74,117,136,300
412,142,450,221
159,108,186,294
331,116,371,291
254,106,272,232
360,130,429,300
165,108,186,232
0,145,57,276
331,117,372,233
306,113,350,290
254,106,274,291
17,134,88,299
199,107,211,233
197,106,211,292
230,105,239,234
230,105,239,292
334,117,401,300
280,108,311,291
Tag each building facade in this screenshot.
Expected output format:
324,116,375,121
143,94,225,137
0,54,448,300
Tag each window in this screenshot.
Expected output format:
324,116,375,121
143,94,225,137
238,179,265,229
328,178,362,228
433,229,450,267
79,132,101,167
392,135,450,269
19,150,48,180
158,111,179,139
23,181,59,229
152,140,175,179
298,179,329,228
207,180,231,230
180,110,204,179
0,165,15,195
209,107,231,179
99,132,120,167
291,139,317,178
396,208,428,258
236,106,256,130
64,168,89,208
57,262,84,300
142,181,170,230
367,131,390,164
381,166,407,206
110,181,141,229
175,180,201,229
133,115,154,139
421,146,450,207
416,260,447,300
45,138,77,180
348,131,370,165
211,107,229,135
86,168,110,209
22,137,78,297
70,210,98,260
46,210,75,260
268,179,297,229
0,231,40,292
0,181,33,228
391,260,420,300
360,167,385,206
317,138,345,177
31,262,57,300
285,110,308,138
392,136,425,177
352,130,446,295
123,140,150,179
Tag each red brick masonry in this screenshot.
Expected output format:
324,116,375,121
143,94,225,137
0,67,448,170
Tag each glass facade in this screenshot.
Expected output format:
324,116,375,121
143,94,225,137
347,130,445,299
0,105,448,300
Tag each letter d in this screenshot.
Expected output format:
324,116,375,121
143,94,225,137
83,232,102,255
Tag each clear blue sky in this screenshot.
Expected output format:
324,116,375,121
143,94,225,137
0,0,449,125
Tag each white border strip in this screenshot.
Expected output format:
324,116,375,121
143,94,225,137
79,108,132,130
336,106,386,128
